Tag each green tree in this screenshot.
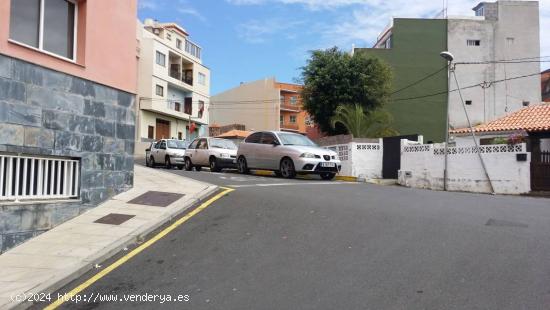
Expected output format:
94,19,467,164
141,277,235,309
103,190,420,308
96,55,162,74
331,104,399,138
300,47,392,135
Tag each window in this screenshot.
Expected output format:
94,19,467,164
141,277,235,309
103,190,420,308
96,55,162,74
178,132,183,140
260,133,277,145
9,0,77,60
198,101,204,118
290,96,297,105
465,100,472,105
475,7,484,16
188,139,199,149
176,38,182,49
245,132,262,144
185,39,201,59
467,40,481,46
148,126,154,139
198,72,206,85
280,115,283,124
156,51,166,66
197,139,208,149
506,37,515,45
184,98,192,115
290,115,297,123
174,102,181,112
155,85,164,96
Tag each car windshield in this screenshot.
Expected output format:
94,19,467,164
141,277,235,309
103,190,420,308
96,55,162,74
166,140,187,149
277,133,317,146
209,139,237,150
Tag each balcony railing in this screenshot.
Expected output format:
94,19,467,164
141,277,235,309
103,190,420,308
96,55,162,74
281,123,299,131
280,102,301,111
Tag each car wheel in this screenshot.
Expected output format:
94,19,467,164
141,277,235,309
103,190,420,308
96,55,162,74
165,156,172,169
280,158,296,179
210,157,221,172
145,156,150,167
237,156,249,174
184,157,193,171
150,156,156,168
320,172,336,180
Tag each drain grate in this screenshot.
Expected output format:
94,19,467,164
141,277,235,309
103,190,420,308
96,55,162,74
127,191,184,207
485,218,528,228
94,213,135,225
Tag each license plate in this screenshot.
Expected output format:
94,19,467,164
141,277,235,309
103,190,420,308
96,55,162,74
320,162,336,167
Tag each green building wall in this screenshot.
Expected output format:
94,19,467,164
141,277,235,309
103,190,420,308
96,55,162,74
356,18,448,142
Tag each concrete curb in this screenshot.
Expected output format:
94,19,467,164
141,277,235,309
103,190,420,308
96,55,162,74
3,172,219,310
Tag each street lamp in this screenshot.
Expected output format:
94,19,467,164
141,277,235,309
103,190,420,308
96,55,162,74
440,51,454,191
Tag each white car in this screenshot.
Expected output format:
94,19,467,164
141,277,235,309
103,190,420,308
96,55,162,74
236,131,341,180
147,139,188,169
184,137,238,172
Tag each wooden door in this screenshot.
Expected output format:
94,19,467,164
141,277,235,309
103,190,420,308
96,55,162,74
156,119,170,140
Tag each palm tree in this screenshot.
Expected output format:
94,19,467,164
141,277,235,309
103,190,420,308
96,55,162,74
331,104,398,138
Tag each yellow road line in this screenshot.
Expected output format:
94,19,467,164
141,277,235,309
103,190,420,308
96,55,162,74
44,187,234,310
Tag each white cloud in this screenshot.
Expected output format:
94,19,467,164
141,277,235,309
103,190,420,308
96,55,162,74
237,19,305,43
138,0,158,10
178,7,206,21
229,0,550,69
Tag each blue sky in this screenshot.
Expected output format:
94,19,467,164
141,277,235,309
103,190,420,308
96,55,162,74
138,0,550,95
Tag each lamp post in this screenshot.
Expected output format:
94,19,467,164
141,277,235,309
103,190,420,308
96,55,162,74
440,51,454,191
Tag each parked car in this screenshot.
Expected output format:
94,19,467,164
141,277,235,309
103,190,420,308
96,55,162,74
236,131,341,180
147,139,188,169
184,137,238,172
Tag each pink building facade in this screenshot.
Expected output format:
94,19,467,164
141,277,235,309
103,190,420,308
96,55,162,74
0,0,138,252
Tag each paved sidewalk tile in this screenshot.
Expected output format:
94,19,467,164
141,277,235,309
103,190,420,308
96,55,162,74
0,165,218,310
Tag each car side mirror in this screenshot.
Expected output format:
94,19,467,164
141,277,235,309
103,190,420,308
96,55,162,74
272,140,280,146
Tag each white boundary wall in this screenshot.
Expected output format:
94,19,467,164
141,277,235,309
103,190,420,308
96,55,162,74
398,140,531,194
324,140,383,179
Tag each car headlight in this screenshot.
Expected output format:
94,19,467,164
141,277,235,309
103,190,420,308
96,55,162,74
300,152,316,158
220,153,231,158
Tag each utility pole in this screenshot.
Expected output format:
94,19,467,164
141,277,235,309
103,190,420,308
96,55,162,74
440,52,453,191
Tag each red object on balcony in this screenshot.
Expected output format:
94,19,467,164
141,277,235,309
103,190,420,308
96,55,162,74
189,122,196,133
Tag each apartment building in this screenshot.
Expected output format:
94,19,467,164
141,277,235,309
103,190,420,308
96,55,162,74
355,0,541,142
136,19,210,152
210,78,313,136
0,0,138,252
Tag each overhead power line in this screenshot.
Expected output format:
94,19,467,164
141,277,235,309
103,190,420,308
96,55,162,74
390,65,448,95
393,71,542,102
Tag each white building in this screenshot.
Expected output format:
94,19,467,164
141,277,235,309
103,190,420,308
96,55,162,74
448,0,541,129
136,19,210,153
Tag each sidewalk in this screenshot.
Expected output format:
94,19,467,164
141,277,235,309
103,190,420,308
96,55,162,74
0,165,218,310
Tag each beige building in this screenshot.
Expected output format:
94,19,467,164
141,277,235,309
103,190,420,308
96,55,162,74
136,19,210,152
210,78,313,136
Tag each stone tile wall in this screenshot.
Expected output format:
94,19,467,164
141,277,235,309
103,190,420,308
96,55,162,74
0,55,136,253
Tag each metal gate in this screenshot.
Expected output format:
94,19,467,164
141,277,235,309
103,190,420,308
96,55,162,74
382,134,419,179
531,150,550,191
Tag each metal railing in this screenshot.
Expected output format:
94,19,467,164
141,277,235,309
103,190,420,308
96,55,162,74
0,154,80,202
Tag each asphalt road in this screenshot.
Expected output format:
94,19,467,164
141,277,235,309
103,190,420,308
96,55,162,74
47,164,550,310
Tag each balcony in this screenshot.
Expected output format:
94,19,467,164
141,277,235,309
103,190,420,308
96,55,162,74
168,52,194,88
280,102,301,112
280,122,299,131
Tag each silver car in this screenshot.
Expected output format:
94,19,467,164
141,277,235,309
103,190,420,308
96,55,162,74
236,131,341,180
147,139,188,169
184,137,238,172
